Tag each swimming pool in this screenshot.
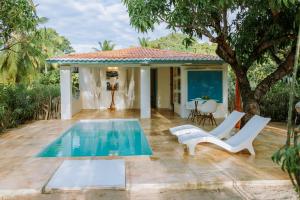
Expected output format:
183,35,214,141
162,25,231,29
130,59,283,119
37,119,152,157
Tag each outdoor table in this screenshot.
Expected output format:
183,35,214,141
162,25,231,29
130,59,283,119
187,98,206,122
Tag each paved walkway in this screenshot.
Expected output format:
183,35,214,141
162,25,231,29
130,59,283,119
0,109,297,199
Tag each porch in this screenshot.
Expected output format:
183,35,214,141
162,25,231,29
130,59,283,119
49,47,228,120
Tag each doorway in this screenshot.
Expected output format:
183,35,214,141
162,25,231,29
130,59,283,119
151,68,157,108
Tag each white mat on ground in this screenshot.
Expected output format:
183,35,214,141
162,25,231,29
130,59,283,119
45,160,125,190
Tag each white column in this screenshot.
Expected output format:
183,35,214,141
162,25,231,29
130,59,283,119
140,67,151,118
60,66,72,119
180,66,188,118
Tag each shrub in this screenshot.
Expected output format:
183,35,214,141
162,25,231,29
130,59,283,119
39,70,60,85
0,83,60,133
228,81,300,122
260,82,300,122
39,69,79,93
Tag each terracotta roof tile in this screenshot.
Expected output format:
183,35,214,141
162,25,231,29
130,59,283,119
48,47,223,64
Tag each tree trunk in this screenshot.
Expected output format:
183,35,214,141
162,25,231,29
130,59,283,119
241,94,260,124
237,74,261,125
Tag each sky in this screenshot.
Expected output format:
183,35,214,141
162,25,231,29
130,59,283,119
34,0,172,53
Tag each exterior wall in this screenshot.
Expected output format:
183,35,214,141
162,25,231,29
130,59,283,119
60,66,82,119
79,66,140,110
72,97,82,115
156,68,171,109
174,64,228,119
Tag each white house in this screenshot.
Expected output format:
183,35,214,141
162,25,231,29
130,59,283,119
48,47,228,120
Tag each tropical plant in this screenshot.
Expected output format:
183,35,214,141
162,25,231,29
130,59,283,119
0,28,74,84
0,33,42,83
0,83,60,132
272,24,300,196
39,70,60,85
34,28,74,73
123,0,300,122
39,69,79,94
0,0,38,51
94,40,115,51
259,82,300,121
138,37,150,47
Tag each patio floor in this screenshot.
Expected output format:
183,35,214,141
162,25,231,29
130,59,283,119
0,109,297,199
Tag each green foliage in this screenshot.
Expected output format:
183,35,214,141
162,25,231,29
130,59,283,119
0,83,60,132
39,70,60,85
260,82,300,121
228,71,300,121
39,69,79,93
272,23,300,196
247,58,278,89
147,33,217,55
275,24,300,196
0,28,74,84
0,33,42,83
138,37,150,47
228,58,299,121
72,72,79,92
272,144,300,193
39,28,74,55
0,0,38,48
94,40,115,51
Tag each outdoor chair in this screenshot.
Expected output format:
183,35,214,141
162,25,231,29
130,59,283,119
197,99,218,126
169,110,245,140
180,115,271,155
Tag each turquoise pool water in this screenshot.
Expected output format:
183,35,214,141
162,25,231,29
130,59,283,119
37,119,152,157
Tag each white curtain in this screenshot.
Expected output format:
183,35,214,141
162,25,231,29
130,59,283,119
127,68,135,108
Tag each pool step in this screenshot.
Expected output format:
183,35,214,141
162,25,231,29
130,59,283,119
43,160,125,192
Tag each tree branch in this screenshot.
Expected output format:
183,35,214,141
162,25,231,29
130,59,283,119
249,34,296,65
222,9,228,35
270,49,283,65
198,28,217,42
258,34,295,54
254,46,296,100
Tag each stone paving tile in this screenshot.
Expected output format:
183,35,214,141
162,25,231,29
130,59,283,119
237,184,298,200
0,158,61,190
3,188,244,200
0,109,292,199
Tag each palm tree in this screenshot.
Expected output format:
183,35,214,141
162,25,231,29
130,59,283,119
138,37,150,48
0,28,74,83
93,40,115,51
0,33,41,83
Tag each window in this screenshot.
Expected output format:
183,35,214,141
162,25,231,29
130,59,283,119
187,71,223,103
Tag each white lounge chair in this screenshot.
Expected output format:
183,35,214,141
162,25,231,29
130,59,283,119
169,110,245,139
181,115,271,155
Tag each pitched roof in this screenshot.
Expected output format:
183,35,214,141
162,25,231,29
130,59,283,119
47,47,223,65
